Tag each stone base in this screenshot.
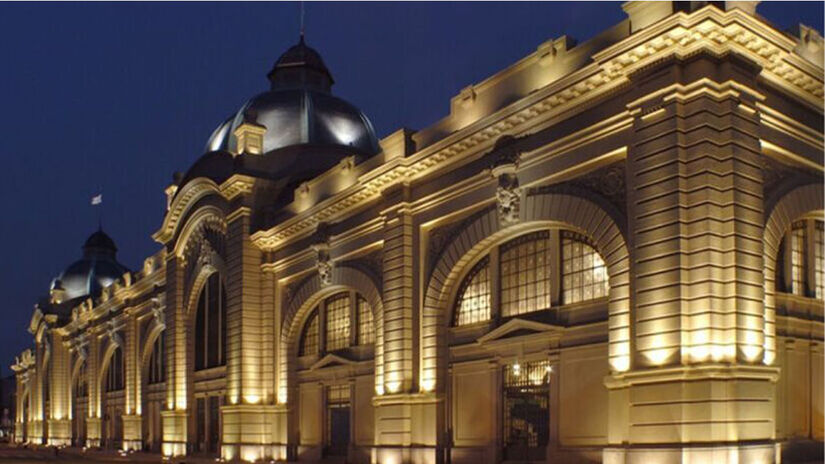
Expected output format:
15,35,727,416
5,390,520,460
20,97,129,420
603,442,779,464
372,393,444,464
220,404,280,461
121,414,143,451
161,409,187,457
46,419,72,446
85,417,102,448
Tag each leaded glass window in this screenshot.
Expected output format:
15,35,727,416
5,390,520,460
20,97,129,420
454,256,491,326
325,294,351,352
791,222,806,296
500,232,551,317
357,297,374,345
562,232,609,304
300,310,320,356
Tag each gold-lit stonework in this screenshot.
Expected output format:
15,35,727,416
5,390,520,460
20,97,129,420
12,2,823,463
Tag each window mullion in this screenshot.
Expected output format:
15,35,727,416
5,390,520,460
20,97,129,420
320,299,327,355
549,229,561,307
807,219,816,297
349,291,357,347
490,246,501,325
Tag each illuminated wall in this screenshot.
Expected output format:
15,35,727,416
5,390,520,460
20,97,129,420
10,2,823,463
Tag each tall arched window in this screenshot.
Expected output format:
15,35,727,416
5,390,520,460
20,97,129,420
453,229,609,326
195,273,227,371
147,331,165,385
298,291,374,357
105,346,124,392
777,218,825,300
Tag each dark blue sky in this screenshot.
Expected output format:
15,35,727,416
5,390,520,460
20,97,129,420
0,2,821,375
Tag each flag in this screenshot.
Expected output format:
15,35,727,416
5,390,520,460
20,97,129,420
91,194,103,206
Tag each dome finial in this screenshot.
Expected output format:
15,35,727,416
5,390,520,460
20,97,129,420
299,0,306,43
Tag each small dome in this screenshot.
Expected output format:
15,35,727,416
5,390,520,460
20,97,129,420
203,38,379,160
50,229,130,302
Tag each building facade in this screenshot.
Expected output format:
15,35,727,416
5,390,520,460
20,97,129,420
10,2,824,463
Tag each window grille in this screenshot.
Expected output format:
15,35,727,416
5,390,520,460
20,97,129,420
454,256,491,325
500,231,551,317
503,360,550,459
562,232,609,304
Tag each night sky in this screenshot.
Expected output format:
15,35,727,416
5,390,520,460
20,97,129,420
0,2,821,375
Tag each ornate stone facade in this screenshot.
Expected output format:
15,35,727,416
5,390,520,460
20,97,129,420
11,3,824,463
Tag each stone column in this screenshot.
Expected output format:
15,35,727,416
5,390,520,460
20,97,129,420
605,53,779,463
221,207,277,462
86,334,101,447
374,185,444,464
161,254,187,457
122,315,142,451
47,332,72,446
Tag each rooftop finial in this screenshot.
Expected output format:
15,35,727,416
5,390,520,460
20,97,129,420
299,0,305,42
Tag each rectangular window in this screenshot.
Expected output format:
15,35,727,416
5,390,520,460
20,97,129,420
816,221,824,300
561,232,609,304
500,231,551,317
325,294,351,351
792,222,806,296
357,297,374,345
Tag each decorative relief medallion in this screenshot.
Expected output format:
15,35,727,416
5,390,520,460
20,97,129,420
107,321,123,348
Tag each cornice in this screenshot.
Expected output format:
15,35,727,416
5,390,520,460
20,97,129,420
246,5,821,252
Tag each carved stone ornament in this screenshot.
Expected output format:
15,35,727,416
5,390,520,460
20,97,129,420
151,297,166,330
43,336,52,359
314,243,334,287
198,239,217,268
107,321,123,348
491,135,522,227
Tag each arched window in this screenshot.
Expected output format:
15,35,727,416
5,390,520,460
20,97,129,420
454,257,490,326
147,331,165,385
194,273,227,371
105,346,124,392
300,309,320,356
453,229,610,326
778,218,825,300
298,291,374,357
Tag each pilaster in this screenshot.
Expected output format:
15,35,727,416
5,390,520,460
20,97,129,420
162,254,189,455
123,315,142,450
47,332,72,446
607,52,777,462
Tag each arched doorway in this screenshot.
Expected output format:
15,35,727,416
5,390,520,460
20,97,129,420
191,272,226,456
101,345,125,450
292,289,377,462
71,360,88,447
142,330,165,452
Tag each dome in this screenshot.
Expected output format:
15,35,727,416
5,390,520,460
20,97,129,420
204,38,380,159
50,229,130,303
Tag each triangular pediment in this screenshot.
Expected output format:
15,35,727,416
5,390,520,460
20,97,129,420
310,353,357,371
476,318,564,345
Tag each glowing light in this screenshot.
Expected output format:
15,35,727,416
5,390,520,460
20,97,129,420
420,378,435,393
512,362,521,376
375,384,385,395
386,381,401,394
244,394,260,404
644,348,672,366
611,357,630,372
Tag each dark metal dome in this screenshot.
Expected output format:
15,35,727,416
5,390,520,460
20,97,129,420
50,229,130,302
204,38,379,158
